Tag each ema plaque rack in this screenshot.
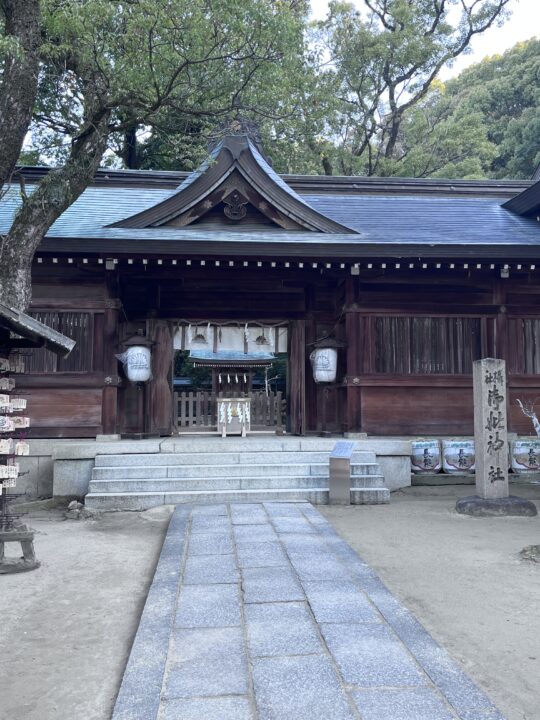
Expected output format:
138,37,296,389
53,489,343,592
0,350,38,573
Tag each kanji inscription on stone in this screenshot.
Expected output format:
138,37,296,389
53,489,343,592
473,358,509,500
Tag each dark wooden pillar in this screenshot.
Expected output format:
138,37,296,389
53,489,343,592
289,319,306,436
102,302,120,435
147,319,174,436
493,279,508,361
304,285,317,432
345,276,362,433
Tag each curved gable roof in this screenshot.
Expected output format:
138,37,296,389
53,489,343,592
110,133,358,234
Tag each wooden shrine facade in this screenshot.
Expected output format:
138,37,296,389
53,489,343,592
4,125,540,439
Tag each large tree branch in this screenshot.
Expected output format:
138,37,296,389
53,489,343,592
0,92,111,310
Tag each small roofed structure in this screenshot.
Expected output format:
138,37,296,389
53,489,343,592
0,300,75,356
189,349,274,397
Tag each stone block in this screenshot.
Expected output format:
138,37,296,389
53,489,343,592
320,623,425,687
183,554,239,585
263,502,309,517
271,516,317,534
158,697,254,720
188,532,234,556
164,627,248,698
190,504,228,516
53,458,95,497
230,503,268,524
350,687,456,720
241,566,305,603
175,584,241,628
233,523,278,544
252,655,355,720
245,602,322,657
190,515,231,534
288,553,353,582
236,541,289,568
12,457,40,499
302,581,381,624
376,454,411,491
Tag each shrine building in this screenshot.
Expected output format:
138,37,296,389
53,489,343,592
2,124,540,503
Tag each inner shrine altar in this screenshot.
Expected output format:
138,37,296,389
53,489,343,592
217,397,251,437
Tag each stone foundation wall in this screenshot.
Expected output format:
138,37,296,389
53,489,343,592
17,437,413,500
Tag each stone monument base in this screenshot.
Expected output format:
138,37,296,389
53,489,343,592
456,495,538,517
0,525,41,574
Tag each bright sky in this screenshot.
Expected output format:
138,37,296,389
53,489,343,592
310,0,540,78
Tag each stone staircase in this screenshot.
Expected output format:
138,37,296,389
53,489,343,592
84,437,390,510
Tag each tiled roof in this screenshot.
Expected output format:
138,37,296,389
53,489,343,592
1,178,539,254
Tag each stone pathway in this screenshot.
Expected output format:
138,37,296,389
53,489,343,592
112,503,505,720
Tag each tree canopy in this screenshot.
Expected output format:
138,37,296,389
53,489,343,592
0,0,308,309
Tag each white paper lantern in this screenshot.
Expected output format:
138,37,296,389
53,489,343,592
117,346,152,383
310,347,338,383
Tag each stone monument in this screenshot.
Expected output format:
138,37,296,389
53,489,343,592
456,358,537,516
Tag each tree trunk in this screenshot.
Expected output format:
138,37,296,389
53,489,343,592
122,125,139,169
0,108,111,310
0,0,41,192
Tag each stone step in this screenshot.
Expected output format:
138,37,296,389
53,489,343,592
85,488,331,511
88,474,386,494
85,485,390,511
94,451,376,468
91,461,380,480
165,437,368,453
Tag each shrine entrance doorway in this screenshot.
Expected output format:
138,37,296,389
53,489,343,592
171,321,289,435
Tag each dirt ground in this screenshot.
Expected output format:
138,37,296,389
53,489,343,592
0,486,539,720
322,484,540,720
0,505,171,720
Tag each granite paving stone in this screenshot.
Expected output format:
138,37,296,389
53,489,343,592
278,533,329,555
287,552,353,582
158,696,254,720
458,711,506,720
189,504,228,516
190,514,231,533
175,584,241,628
303,580,381,624
113,503,507,720
188,531,234,556
230,503,269,524
263,502,308,518
241,566,305,603
236,541,289,568
320,622,426,687
351,687,458,720
271,516,317,534
183,554,239,584
245,602,322,657
234,523,278,544
252,654,356,720
164,626,248,698
404,642,500,715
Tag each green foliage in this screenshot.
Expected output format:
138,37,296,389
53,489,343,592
11,1,540,180
25,0,311,165
309,0,510,176
174,351,212,388
441,39,540,178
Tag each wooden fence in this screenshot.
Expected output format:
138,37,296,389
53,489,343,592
174,391,285,432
